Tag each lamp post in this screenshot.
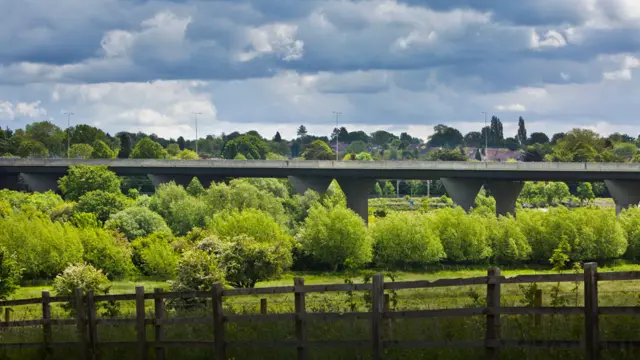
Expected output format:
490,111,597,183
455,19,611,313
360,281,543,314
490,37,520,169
333,111,342,161
482,111,488,162
64,112,74,159
192,112,201,157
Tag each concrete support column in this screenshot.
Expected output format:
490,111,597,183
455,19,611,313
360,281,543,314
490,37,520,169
288,176,332,195
0,174,20,190
148,174,222,188
20,173,60,192
604,180,640,215
485,180,524,217
441,178,484,212
336,178,376,223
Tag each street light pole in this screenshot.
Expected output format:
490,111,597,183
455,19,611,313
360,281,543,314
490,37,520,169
482,111,488,162
192,112,201,157
333,111,342,161
64,112,74,159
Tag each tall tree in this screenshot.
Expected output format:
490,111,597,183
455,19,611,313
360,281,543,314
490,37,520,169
517,116,527,145
301,140,334,160
117,132,133,159
296,125,308,138
273,131,282,142
426,125,463,148
464,131,483,147
222,135,268,160
130,137,167,159
489,116,504,147
528,132,550,145
25,121,65,155
177,136,186,150
370,130,398,146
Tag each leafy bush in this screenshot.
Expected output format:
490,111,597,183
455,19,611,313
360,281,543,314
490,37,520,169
485,215,531,264
167,196,209,236
105,207,170,240
50,202,75,223
58,165,121,201
244,178,289,198
0,190,64,215
0,247,22,300
149,182,189,219
204,181,288,224
186,177,205,196
427,207,491,263
80,228,134,279
170,249,225,301
208,208,294,248
371,212,444,268
53,263,119,316
0,214,83,279
131,233,179,278
213,235,292,288
76,190,129,223
298,205,371,270
620,207,640,260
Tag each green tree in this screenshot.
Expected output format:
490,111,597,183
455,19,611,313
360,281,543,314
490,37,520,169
69,143,94,159
613,142,638,161
91,140,116,159
370,130,398,146
166,143,180,156
345,140,368,154
208,208,294,249
374,183,383,196
16,138,49,158
426,125,464,148
223,135,268,160
131,233,178,278
485,215,531,264
302,140,334,160
25,121,65,155
273,131,283,142
75,190,129,223
170,248,224,294
427,148,467,161
130,137,167,159
383,181,395,196
53,263,110,302
186,177,205,196
298,205,371,270
116,132,133,159
371,213,444,268
79,228,134,279
234,153,247,160
517,116,527,145
576,182,595,204
528,132,550,145
489,116,504,147
355,152,374,161
296,125,308,138
427,207,491,262
464,131,483,147
0,247,22,300
105,207,170,240
58,165,121,201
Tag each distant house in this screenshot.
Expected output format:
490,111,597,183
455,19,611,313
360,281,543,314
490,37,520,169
330,142,351,153
484,148,522,162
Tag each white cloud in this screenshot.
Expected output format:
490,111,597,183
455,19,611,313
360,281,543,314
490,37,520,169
531,30,567,49
0,100,47,121
0,101,15,121
237,23,304,62
603,55,640,80
495,104,527,112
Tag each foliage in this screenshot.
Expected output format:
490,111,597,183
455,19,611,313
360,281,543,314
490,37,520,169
620,207,640,260
485,215,531,264
131,233,179,278
427,207,491,263
426,148,467,161
16,138,49,158
177,149,198,160
298,205,372,270
166,143,181,156
223,135,267,160
69,143,94,159
170,248,224,293
75,190,129,223
0,214,83,279
371,213,444,268
426,125,463,148
186,177,205,196
213,235,293,288
204,180,288,223
91,140,117,159
130,137,167,159
79,228,134,279
244,178,289,198
518,181,570,207
302,140,334,160
0,247,22,300
208,209,295,251
284,189,321,226
52,263,119,316
383,181,396,196
576,182,595,204
234,153,247,160
166,196,209,236
105,206,170,240
58,165,122,201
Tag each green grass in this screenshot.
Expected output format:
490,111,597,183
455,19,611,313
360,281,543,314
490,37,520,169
3,266,640,359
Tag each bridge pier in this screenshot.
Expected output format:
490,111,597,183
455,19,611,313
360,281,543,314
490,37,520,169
441,178,484,212
20,173,60,192
485,180,524,217
336,178,376,224
605,180,640,215
148,174,222,189
288,176,332,195
0,174,20,190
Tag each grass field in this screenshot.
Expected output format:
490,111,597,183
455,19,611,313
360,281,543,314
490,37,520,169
3,264,640,359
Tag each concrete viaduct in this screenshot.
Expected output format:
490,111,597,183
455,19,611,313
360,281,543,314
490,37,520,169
2,159,640,221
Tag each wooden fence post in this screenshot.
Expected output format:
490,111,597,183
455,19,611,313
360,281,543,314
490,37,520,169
86,290,99,360
4,307,10,324
534,289,542,328
136,286,147,360
371,274,384,360
42,291,52,357
485,268,501,360
260,298,267,315
154,288,165,360
212,283,226,360
75,288,89,360
294,278,307,360
584,263,599,360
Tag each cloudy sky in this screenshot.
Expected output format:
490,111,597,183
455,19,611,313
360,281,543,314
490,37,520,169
1,0,640,141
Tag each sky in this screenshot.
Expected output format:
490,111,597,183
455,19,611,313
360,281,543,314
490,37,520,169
1,0,640,141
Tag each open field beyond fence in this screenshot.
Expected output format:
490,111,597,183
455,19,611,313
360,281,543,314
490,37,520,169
2,263,640,360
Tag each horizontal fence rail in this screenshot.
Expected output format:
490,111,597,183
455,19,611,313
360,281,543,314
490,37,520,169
1,263,640,359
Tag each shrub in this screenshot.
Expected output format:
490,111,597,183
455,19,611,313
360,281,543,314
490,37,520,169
214,235,292,288
0,200,12,218
427,207,491,263
205,180,288,223
620,207,640,260
149,182,189,219
244,178,289,198
0,247,22,300
50,203,75,223
571,208,626,260
208,208,294,248
371,212,444,268
0,214,83,279
298,205,371,270
186,177,205,196
76,190,129,223
131,233,179,278
485,215,531,264
166,196,209,236
53,263,118,316
105,207,170,240
58,165,121,201
80,228,134,279
170,249,225,292
0,190,64,215
70,212,102,228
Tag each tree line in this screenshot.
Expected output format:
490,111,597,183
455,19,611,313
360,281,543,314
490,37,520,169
2,117,640,162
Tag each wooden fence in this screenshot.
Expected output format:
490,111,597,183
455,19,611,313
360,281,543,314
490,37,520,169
1,262,640,360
